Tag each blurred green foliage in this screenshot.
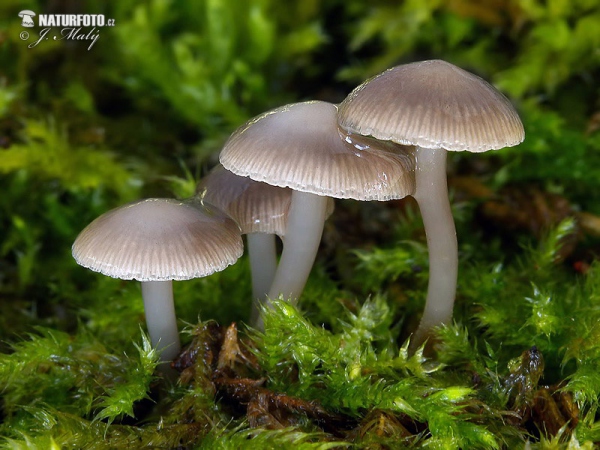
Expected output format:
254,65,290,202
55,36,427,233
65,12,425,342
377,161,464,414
0,0,599,448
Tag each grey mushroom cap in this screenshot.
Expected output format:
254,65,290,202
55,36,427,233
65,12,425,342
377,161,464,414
197,165,334,237
338,59,525,152
72,198,243,281
19,10,36,16
219,101,416,201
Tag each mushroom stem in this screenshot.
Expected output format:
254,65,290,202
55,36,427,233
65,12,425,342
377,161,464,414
411,147,458,348
141,280,181,362
247,232,278,324
260,191,328,325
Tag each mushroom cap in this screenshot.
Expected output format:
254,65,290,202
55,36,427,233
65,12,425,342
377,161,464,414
197,165,334,236
219,101,416,201
338,60,525,152
19,10,36,16
72,198,243,281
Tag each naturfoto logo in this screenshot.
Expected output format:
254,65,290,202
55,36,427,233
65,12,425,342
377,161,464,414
18,10,116,51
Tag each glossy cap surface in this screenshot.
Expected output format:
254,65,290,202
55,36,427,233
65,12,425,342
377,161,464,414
338,60,525,152
220,101,416,201
72,198,243,281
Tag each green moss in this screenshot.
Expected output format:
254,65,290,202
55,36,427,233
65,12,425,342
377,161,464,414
0,328,157,430
196,427,348,450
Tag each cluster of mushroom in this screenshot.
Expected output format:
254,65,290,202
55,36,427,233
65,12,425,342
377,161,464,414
72,60,524,364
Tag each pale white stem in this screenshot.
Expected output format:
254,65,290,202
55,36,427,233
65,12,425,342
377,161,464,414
247,232,278,324
411,147,458,348
268,191,328,302
254,191,328,330
141,280,181,362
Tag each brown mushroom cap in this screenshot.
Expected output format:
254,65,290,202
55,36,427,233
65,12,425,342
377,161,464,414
197,165,292,236
219,101,416,201
197,165,334,236
72,198,243,281
338,60,525,152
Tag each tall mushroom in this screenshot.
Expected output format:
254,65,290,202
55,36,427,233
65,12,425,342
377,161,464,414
220,101,416,323
72,198,243,362
337,59,525,346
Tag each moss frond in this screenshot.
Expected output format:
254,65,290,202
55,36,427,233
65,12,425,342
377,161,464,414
0,119,139,198
257,300,506,448
0,328,157,429
352,241,428,294
196,426,349,450
94,332,158,424
0,407,204,450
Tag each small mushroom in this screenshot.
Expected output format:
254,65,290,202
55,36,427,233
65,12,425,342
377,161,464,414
72,198,243,362
220,101,415,323
197,165,289,306
338,60,524,347
197,164,333,324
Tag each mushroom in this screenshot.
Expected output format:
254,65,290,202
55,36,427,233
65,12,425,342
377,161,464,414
18,10,36,27
220,101,416,320
197,164,334,325
72,198,243,362
337,59,525,346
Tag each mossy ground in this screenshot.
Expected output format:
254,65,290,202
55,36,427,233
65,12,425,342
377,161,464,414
1,1,600,448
